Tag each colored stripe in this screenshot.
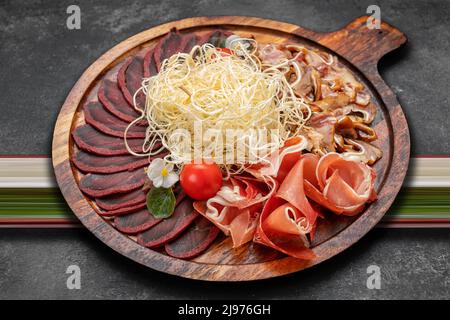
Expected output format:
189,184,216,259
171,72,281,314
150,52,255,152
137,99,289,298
0,157,449,227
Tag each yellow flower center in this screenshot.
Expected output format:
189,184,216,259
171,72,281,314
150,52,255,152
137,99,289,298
161,167,169,177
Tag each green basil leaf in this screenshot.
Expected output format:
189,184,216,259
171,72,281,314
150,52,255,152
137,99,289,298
146,187,176,218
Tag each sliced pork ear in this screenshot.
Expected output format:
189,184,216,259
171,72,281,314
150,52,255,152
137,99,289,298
72,125,146,156
71,149,149,174
114,209,162,234
96,188,147,211
165,217,220,259
137,197,198,248
342,139,383,165
79,167,146,198
307,113,337,153
117,57,146,108
98,79,142,123
84,102,146,138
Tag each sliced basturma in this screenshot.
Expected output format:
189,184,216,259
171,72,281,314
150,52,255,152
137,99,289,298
79,167,146,197
198,29,233,47
98,79,142,123
153,28,185,71
72,125,146,156
117,57,146,108
143,48,157,78
165,217,220,259
84,102,146,138
71,149,149,174
114,208,162,234
137,197,198,248
96,188,147,211
114,190,185,234
97,202,147,217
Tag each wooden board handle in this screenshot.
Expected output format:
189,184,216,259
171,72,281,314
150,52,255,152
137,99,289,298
315,16,407,73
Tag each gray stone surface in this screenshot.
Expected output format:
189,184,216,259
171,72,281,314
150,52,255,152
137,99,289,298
0,0,449,300
0,228,448,299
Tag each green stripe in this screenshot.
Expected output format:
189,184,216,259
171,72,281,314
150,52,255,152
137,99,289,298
0,187,449,221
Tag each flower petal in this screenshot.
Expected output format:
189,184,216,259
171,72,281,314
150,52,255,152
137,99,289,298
162,172,179,188
152,175,164,188
148,158,164,172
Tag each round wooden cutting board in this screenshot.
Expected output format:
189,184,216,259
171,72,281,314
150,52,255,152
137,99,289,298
52,16,410,281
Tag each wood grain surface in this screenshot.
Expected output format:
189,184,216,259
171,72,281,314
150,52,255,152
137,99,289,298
52,16,410,281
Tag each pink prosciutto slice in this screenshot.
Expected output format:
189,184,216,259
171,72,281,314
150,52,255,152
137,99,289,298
193,176,275,248
254,196,315,260
71,149,149,174
165,216,220,259
72,125,146,156
98,79,142,123
79,167,146,198
137,197,198,248
84,102,146,138
117,57,146,108
114,208,162,234
308,152,377,215
95,188,147,211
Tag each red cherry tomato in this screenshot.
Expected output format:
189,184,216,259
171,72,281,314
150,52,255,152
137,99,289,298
216,48,233,55
180,162,223,200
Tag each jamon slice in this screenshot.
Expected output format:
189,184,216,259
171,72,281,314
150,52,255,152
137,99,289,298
114,208,162,234
84,102,146,138
98,79,142,123
71,149,149,174
96,188,147,211
165,217,220,259
117,57,146,108
72,125,146,156
137,197,198,248
79,167,146,197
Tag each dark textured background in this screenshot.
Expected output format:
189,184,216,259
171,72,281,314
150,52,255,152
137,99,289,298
0,0,449,299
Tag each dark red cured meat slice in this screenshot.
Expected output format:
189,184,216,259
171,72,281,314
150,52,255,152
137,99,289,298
114,208,162,234
165,216,220,259
95,188,147,211
98,79,142,123
72,125,146,156
79,167,146,197
84,102,146,138
137,197,198,248
198,30,233,47
153,28,185,72
71,149,149,174
180,33,198,54
98,202,147,217
143,48,157,78
113,190,186,234
117,57,146,108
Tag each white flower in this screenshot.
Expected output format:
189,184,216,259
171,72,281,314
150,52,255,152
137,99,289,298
147,158,178,188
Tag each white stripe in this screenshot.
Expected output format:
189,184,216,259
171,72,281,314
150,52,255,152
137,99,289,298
0,158,56,188
0,157,449,188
